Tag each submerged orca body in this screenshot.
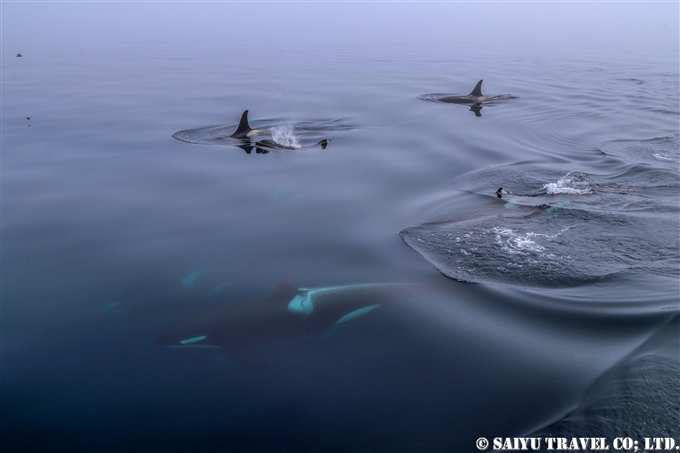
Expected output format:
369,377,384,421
438,80,489,104
254,139,330,153
254,139,299,151
155,281,422,363
229,110,263,139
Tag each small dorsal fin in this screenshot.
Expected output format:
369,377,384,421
230,110,253,138
270,280,299,302
469,80,484,97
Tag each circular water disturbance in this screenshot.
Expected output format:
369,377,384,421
400,164,679,288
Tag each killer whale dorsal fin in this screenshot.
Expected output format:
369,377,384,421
235,110,251,134
230,110,253,138
270,280,300,302
469,80,484,97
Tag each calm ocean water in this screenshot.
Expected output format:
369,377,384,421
2,21,679,453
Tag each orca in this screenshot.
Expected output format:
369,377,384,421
229,110,263,139
254,138,330,152
254,139,299,151
155,281,424,364
173,112,342,151
229,112,329,152
438,80,489,104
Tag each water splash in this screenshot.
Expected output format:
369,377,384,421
271,126,301,150
543,172,593,195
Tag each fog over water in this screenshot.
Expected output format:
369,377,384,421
4,2,677,54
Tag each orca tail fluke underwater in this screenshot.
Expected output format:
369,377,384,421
230,110,254,139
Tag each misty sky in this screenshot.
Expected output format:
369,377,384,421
3,2,678,57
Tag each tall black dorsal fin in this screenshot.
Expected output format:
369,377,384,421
230,110,253,138
270,280,299,302
469,80,484,97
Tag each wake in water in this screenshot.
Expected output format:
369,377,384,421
530,313,680,448
400,163,679,288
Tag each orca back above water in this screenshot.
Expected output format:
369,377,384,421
254,138,330,153
254,139,299,151
438,79,489,104
229,111,328,151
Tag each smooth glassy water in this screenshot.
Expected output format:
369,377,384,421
2,3,678,452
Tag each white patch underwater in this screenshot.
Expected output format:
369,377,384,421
287,293,313,316
180,335,207,345
334,304,381,325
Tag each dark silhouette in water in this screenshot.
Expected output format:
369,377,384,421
255,139,298,151
438,80,489,104
155,281,425,365
236,143,254,154
470,104,483,117
418,80,511,116
253,138,330,153
229,110,261,139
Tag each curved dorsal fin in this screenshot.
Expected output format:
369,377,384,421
270,280,300,302
230,110,253,138
469,80,484,97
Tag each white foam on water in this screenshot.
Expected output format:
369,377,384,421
543,172,593,195
494,228,545,254
271,126,302,149
652,153,677,162
492,226,572,256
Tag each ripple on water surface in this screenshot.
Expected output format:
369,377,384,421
400,160,679,288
